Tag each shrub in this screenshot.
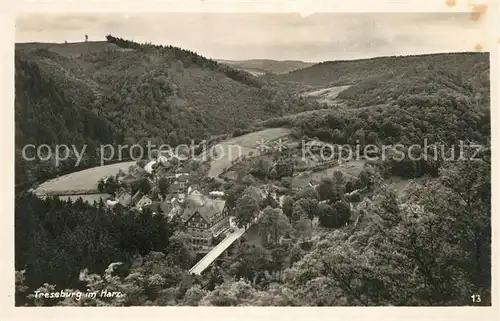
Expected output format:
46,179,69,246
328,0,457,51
333,200,351,226
318,201,351,228
347,191,362,202
345,181,355,193
280,176,293,188
212,233,226,246
232,128,248,137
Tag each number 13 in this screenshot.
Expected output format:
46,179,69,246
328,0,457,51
471,294,481,303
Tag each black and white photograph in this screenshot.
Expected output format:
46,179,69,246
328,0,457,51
3,0,497,317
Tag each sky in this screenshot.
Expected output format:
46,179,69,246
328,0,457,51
15,12,490,62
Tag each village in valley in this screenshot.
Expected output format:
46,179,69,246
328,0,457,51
94,128,381,274
98,149,236,257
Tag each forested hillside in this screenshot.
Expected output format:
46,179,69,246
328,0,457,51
271,52,489,88
260,52,490,180
15,53,117,186
265,52,490,144
15,36,321,187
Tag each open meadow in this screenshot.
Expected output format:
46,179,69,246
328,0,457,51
34,161,136,196
206,127,291,177
292,160,366,188
302,85,350,105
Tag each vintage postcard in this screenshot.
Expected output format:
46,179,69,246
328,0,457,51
1,0,498,320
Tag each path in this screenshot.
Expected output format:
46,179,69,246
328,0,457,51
189,218,245,275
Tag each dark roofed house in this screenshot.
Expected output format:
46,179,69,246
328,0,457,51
169,173,191,193
116,188,132,206
134,166,151,177
119,166,150,185
169,182,184,194
150,185,161,201
142,201,162,214
160,199,174,216
117,168,127,179
182,191,229,252
119,172,142,185
177,173,190,182
131,190,143,205
155,164,172,177
176,166,190,174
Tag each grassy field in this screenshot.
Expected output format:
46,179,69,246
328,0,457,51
292,160,366,188
388,176,431,196
206,128,291,178
35,161,136,196
222,127,292,149
302,85,350,105
241,69,266,76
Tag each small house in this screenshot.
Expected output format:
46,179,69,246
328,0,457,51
116,189,132,206
169,174,191,193
136,195,153,209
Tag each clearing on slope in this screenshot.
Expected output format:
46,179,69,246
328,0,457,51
301,85,350,105
205,128,292,178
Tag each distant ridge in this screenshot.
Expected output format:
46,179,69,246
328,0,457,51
271,51,489,87
217,58,315,75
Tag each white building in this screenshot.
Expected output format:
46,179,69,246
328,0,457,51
209,191,225,197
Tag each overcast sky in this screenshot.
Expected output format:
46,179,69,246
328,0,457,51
15,12,489,62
